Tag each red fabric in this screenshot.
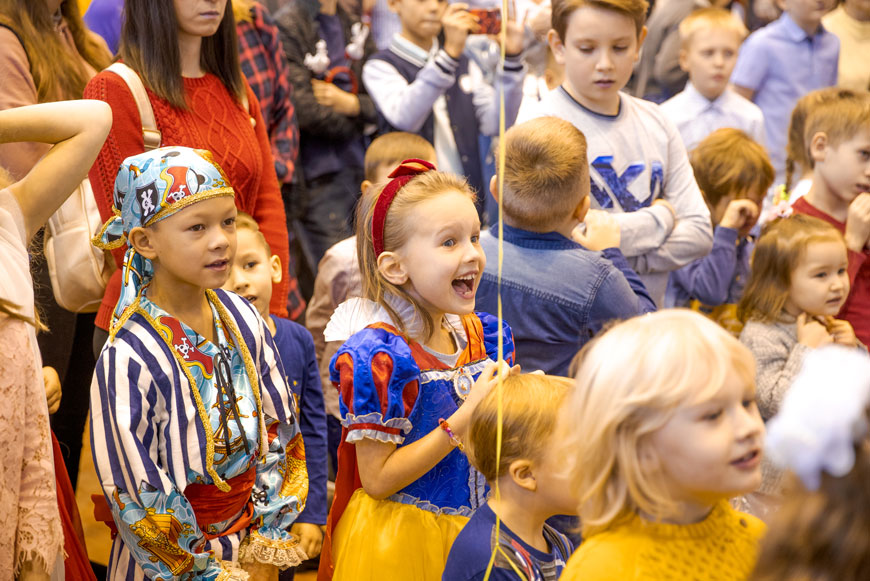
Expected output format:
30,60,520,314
92,466,257,542
184,465,256,539
84,70,293,330
371,160,436,256
52,433,97,581
792,197,870,345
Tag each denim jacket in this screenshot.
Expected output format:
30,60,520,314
476,224,656,376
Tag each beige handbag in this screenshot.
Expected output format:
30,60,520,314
44,62,161,313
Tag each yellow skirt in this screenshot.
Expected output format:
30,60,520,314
331,488,469,581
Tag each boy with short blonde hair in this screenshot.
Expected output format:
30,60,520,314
223,212,329,563
475,117,655,376
792,90,870,345
659,8,765,151
443,374,576,581
534,0,713,306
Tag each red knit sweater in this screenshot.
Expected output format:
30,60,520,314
85,71,290,330
793,197,870,345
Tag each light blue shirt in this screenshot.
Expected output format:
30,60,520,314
660,82,766,151
731,12,839,183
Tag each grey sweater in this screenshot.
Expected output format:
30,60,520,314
739,319,811,496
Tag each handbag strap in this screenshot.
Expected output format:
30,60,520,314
105,62,162,151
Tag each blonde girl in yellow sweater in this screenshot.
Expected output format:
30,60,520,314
558,310,767,581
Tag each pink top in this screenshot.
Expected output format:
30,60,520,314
0,189,64,578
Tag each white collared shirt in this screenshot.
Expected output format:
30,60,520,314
659,82,766,151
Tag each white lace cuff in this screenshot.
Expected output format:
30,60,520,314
238,529,308,570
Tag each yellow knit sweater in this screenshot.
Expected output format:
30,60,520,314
561,501,766,581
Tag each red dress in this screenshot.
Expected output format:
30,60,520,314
85,71,293,329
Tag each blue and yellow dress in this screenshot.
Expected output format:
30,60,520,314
318,298,514,580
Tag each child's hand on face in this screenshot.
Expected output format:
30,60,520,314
844,193,870,253
797,313,833,348
43,366,61,415
573,209,621,251
825,316,859,348
290,522,324,560
442,3,478,59
719,199,759,238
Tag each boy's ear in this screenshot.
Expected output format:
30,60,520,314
270,254,283,284
574,195,592,222
547,29,566,66
635,26,648,60
360,179,373,196
377,251,409,286
809,131,829,164
508,459,537,492
678,49,689,73
128,226,157,260
386,0,401,14
488,175,500,203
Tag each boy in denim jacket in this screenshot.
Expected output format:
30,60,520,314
475,118,655,376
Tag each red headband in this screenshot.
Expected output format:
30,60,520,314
372,159,436,257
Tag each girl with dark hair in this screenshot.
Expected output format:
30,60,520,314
85,0,294,348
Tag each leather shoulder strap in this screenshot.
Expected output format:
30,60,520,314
105,62,162,151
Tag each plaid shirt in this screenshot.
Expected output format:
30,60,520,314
237,2,300,186
238,2,305,318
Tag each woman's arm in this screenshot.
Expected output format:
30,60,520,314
246,83,292,318
0,100,111,242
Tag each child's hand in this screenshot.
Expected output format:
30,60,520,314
291,522,324,559
719,199,759,238
652,197,677,221
311,80,360,116
43,366,61,415
797,313,833,348
844,193,870,253
442,3,478,59
464,360,518,409
490,17,524,57
573,209,621,250
825,317,859,348
240,560,279,581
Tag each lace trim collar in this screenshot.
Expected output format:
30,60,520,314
324,295,463,343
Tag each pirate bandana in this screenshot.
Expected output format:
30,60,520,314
93,146,235,335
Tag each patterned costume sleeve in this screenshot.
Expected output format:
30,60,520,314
90,339,232,581
330,327,421,446
236,302,308,567
478,312,515,367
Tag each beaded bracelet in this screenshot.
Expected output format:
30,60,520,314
438,418,465,451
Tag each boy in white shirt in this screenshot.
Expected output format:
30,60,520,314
659,7,765,151
534,0,712,305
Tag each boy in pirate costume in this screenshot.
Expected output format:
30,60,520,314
90,146,308,581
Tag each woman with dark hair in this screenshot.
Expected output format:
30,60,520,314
85,0,293,350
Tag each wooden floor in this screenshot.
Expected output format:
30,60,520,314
78,420,317,580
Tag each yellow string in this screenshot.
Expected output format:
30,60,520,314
483,2,509,578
